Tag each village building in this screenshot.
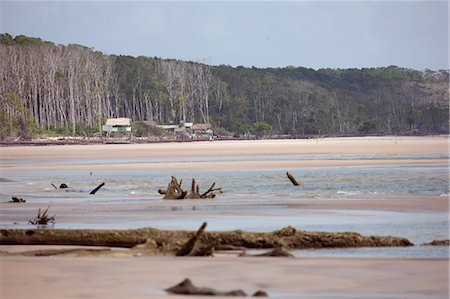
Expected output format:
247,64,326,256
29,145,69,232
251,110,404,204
156,122,213,139
102,118,132,136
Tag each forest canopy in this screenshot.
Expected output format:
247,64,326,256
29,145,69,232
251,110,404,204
0,33,448,139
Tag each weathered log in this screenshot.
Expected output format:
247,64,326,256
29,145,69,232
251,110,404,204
0,226,414,251
163,176,187,199
286,172,300,186
176,222,208,256
90,182,105,195
10,197,25,203
166,278,247,297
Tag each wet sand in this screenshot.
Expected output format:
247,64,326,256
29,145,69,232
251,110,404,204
1,255,448,299
1,136,448,172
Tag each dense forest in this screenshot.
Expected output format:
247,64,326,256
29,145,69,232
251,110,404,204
0,33,448,139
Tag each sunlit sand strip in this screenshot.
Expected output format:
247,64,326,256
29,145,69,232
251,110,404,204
1,159,447,172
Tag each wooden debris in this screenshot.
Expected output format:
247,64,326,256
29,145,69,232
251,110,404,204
0,226,414,251
28,207,55,225
166,278,248,297
422,239,449,246
253,290,269,297
163,176,187,199
10,197,25,203
176,222,207,256
286,172,300,186
188,178,201,199
90,182,105,195
162,177,222,199
239,247,294,257
200,182,222,198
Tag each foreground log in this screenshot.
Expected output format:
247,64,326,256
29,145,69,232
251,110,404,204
0,226,413,252
90,182,105,195
286,172,300,186
166,278,254,297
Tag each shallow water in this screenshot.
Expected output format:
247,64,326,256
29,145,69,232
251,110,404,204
1,152,448,259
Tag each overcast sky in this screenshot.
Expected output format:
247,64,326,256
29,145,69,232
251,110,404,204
1,1,448,70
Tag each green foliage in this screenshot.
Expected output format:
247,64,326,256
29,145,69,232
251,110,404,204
406,110,421,130
0,33,49,46
233,123,253,136
132,121,164,137
358,120,381,135
1,34,449,139
75,123,98,136
252,121,272,137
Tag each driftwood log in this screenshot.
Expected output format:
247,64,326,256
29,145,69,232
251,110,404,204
0,225,413,253
163,176,187,199
10,197,25,203
90,182,105,195
166,278,249,296
161,177,222,200
286,172,300,186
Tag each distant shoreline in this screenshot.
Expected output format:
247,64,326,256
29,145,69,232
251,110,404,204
0,133,448,147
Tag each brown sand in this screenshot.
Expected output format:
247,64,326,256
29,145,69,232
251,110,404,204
1,255,448,299
1,136,448,171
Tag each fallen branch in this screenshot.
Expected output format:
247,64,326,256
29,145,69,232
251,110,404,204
286,172,300,186
176,222,207,256
90,182,105,195
200,182,222,198
28,207,55,225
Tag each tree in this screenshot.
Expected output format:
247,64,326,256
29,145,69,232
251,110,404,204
252,121,272,138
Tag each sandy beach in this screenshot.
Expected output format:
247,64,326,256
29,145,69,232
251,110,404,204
1,136,449,298
1,255,448,299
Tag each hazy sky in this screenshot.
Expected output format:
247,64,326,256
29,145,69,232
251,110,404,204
1,1,448,70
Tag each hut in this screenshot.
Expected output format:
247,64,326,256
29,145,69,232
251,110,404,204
102,118,132,136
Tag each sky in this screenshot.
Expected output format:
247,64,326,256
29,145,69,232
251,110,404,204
1,1,448,70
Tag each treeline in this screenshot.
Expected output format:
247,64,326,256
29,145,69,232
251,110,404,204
0,33,448,139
